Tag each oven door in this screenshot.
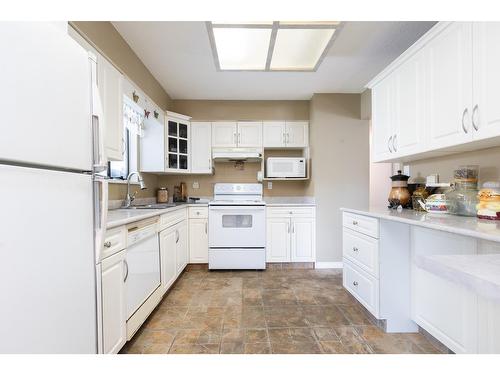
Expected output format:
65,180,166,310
209,205,266,248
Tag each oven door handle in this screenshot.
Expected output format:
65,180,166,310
209,206,265,212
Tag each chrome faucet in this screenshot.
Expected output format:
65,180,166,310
123,171,147,208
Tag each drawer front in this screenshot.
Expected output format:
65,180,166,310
188,206,208,219
343,259,379,318
343,212,379,239
267,206,315,218
102,226,126,260
160,208,187,230
342,228,379,277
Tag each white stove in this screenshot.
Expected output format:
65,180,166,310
208,184,266,270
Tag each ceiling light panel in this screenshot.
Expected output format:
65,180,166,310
270,28,335,70
213,27,272,70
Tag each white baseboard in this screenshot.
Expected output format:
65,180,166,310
315,261,343,269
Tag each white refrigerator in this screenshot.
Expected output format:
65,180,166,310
0,22,107,353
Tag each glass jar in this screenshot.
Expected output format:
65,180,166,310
412,186,428,211
477,182,500,220
447,180,479,216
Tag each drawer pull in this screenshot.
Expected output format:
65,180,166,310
353,247,359,252
104,241,112,248
353,281,359,287
197,211,200,215
352,220,358,225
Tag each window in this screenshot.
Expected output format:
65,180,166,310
108,96,142,181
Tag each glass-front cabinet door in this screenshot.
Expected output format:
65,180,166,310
165,113,191,172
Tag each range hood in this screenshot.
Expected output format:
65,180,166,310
212,148,262,162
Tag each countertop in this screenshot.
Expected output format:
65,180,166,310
107,197,316,228
107,202,207,229
416,254,500,301
341,207,500,243
264,196,316,206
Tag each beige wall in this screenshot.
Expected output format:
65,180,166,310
173,100,309,121
407,146,500,185
156,100,312,198
71,22,172,109
70,21,173,201
309,94,369,262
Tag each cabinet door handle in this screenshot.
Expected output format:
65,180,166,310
123,260,129,283
353,247,359,252
283,133,287,144
472,104,479,131
292,223,295,233
233,133,237,144
205,222,208,234
287,222,290,233
388,135,393,153
238,133,241,144
176,229,179,243
462,107,469,134
103,241,112,248
392,134,397,152
353,281,358,287
287,133,290,144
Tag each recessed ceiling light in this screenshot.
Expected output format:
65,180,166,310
270,28,335,70
207,21,341,72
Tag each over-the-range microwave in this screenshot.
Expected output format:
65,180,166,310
266,157,306,178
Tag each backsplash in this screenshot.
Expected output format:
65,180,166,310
407,146,500,185
157,161,310,198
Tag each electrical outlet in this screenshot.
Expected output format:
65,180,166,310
192,181,200,189
267,182,273,190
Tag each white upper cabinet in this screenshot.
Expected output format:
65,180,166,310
368,22,500,162
190,121,212,174
286,121,309,148
212,122,238,148
263,121,309,148
237,121,263,148
394,49,426,157
426,22,473,149
212,121,263,148
372,76,395,161
263,121,286,147
98,55,124,161
472,22,500,140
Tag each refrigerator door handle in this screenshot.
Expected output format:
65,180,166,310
89,54,107,173
94,178,108,263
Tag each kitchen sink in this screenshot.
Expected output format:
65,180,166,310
124,203,177,209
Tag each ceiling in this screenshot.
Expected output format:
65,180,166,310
112,21,436,100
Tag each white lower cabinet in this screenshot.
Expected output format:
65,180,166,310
291,218,315,262
159,226,177,293
411,227,478,353
478,297,500,353
189,218,208,263
266,206,315,263
267,218,291,262
101,249,127,354
175,221,188,275
343,259,379,317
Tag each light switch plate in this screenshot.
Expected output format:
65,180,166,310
267,182,273,190
192,181,200,189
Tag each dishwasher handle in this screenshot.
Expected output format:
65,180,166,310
127,223,158,246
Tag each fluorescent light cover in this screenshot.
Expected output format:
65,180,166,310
270,28,335,70
213,28,272,70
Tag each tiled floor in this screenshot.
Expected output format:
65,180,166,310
120,267,446,354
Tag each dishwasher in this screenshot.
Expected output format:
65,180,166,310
125,219,161,319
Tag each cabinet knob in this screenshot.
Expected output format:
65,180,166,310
353,281,358,286
353,247,359,252
352,220,358,225
104,241,112,248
